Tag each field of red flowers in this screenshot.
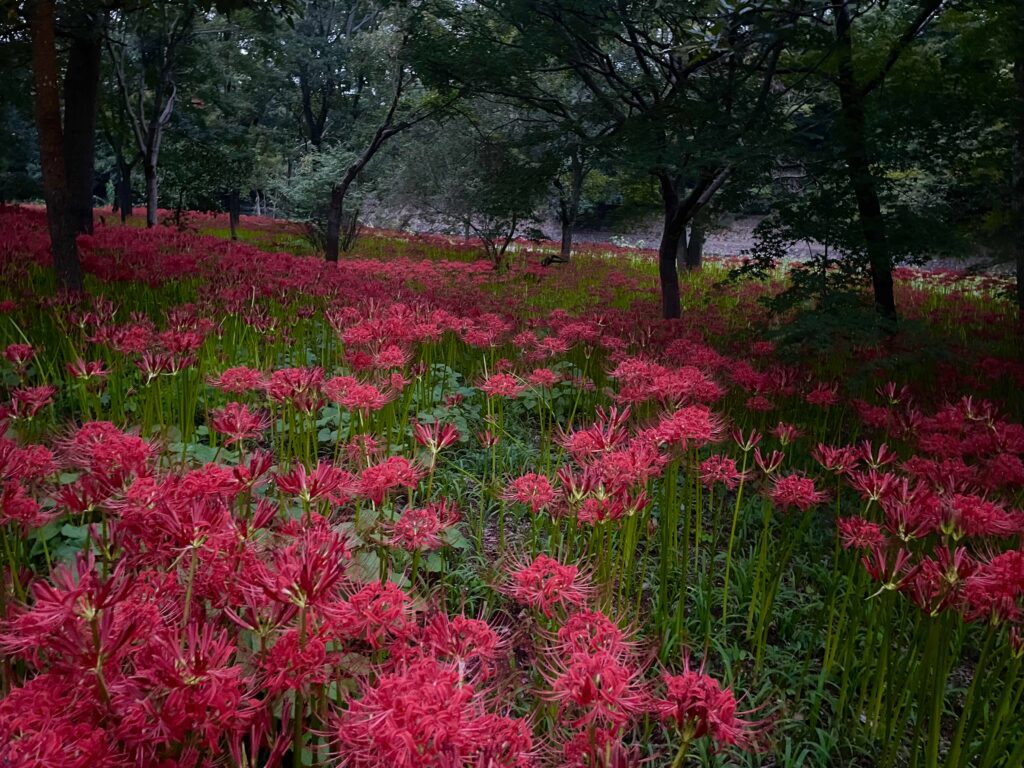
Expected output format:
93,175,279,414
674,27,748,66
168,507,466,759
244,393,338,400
0,204,1022,767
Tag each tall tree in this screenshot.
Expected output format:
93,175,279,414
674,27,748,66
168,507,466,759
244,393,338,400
28,0,83,292
63,7,104,234
108,2,198,227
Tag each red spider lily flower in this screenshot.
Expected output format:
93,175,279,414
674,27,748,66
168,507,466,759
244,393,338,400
477,427,501,448
554,610,635,658
259,625,330,695
903,546,977,615
805,382,839,407
879,481,942,541
330,581,414,649
0,480,55,530
334,658,530,768
733,428,762,453
652,658,765,752
479,372,524,398
388,499,460,551
209,402,272,446
324,375,395,413
699,455,746,491
655,405,725,450
417,613,502,678
562,725,641,768
862,544,917,592
413,420,461,454
859,440,899,469
596,439,667,491
502,473,558,514
526,367,561,388
942,494,1021,539
753,447,784,475
251,523,350,615
877,381,912,407
768,473,828,512
4,342,34,370
232,449,275,493
837,517,886,550
66,358,109,381
848,469,900,504
961,550,1024,624
357,455,423,506
275,460,354,505
770,422,801,446
136,350,173,382
745,395,775,412
544,649,648,728
209,365,265,393
264,366,325,413
813,444,860,475
506,555,591,618
130,622,255,751
8,385,56,420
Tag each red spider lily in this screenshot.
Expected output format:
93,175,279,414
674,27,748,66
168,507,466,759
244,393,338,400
961,550,1024,624
356,455,423,506
544,648,648,729
136,350,173,382
562,725,643,768
4,342,34,370
479,372,524,398
879,481,942,541
416,613,502,677
753,447,784,475
324,375,395,413
8,385,56,421
251,523,350,615
805,382,839,407
334,657,531,768
66,358,109,381
275,460,354,505
264,366,325,413
413,420,461,454
652,658,765,752
837,517,886,550
526,367,561,388
699,455,746,491
387,499,460,551
209,365,265,393
942,493,1021,539
506,555,591,618
259,625,331,695
210,402,272,446
768,473,828,512
813,444,860,475
554,610,635,658
859,440,899,469
232,448,275,493
0,480,54,530
655,405,725,450
732,428,762,453
330,581,414,649
559,407,632,462
862,544,917,592
59,422,155,493
477,427,501,448
903,546,977,615
502,473,558,514
770,422,801,446
597,439,667,492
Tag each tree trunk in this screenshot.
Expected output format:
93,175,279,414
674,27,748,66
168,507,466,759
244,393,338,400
228,188,241,240
685,218,704,270
145,163,158,227
29,0,84,293
834,1,897,323
675,226,689,276
656,172,685,319
1014,14,1024,323
117,161,133,223
559,217,574,261
63,15,103,235
325,183,345,262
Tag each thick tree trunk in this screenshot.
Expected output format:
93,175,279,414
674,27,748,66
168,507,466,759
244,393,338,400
834,1,897,323
559,218,574,261
63,16,103,235
29,0,84,293
675,227,688,276
145,163,158,227
685,219,704,270
228,188,241,240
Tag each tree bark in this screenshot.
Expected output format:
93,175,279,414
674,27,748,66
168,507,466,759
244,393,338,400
834,1,897,323
657,173,684,319
228,188,241,240
29,0,84,293
1014,13,1024,323
63,14,103,235
685,218,704,270
144,164,158,227
117,159,133,223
